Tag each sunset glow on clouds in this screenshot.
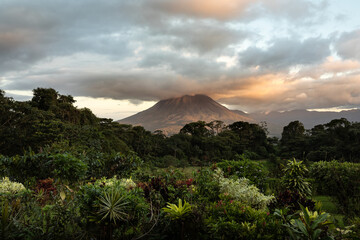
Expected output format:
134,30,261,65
1,0,360,119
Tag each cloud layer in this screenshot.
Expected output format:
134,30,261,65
1,0,360,113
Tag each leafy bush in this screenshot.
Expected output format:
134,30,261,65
154,155,189,168
163,198,192,220
49,153,87,182
276,205,334,240
0,152,50,183
35,178,57,205
98,190,129,224
193,167,220,202
205,200,283,239
0,177,27,196
103,151,143,178
214,168,274,209
269,190,315,213
281,159,311,197
77,177,149,239
0,152,87,183
310,161,360,216
217,155,268,190
137,170,194,206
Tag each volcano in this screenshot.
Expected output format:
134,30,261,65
118,94,254,134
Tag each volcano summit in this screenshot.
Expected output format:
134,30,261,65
118,94,254,134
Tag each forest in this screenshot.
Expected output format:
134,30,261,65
1,88,360,239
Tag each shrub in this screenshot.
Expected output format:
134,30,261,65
0,177,27,196
137,171,194,206
205,200,283,239
193,167,220,202
281,159,311,197
154,155,189,168
310,161,360,216
0,152,50,183
217,155,268,190
269,190,315,213
163,198,192,220
49,153,87,182
77,177,149,239
103,151,143,178
279,205,334,240
0,152,87,183
214,168,274,209
35,178,57,205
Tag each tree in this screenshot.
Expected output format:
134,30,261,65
280,121,307,159
31,88,59,111
180,121,210,137
227,121,269,157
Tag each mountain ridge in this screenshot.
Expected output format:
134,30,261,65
249,109,360,136
118,94,360,136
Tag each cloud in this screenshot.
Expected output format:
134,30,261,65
0,0,138,72
239,37,331,71
259,0,329,22
1,0,359,116
163,22,247,54
146,0,327,22
0,0,328,73
146,0,256,21
336,29,360,60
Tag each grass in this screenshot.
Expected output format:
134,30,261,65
313,195,337,213
312,195,345,227
144,166,201,178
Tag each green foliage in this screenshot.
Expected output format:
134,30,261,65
206,200,283,239
217,154,268,190
154,155,189,168
2,88,360,239
280,121,306,159
163,198,192,220
77,177,149,239
180,121,210,137
0,151,87,183
280,118,360,162
103,151,143,178
49,153,87,182
98,190,129,224
228,121,270,155
193,167,220,202
310,161,360,216
214,168,274,209
0,177,27,196
281,205,334,240
281,158,311,197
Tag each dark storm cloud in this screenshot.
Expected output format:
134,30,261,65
239,38,331,71
0,0,327,73
0,0,138,72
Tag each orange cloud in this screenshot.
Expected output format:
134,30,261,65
152,0,255,20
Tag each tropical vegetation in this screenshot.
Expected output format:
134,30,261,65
0,88,359,239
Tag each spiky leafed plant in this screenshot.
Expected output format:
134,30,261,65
163,199,192,240
98,190,129,224
282,158,311,197
162,198,192,220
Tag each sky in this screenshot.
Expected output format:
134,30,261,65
1,0,360,119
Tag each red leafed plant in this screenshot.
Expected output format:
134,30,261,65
35,178,57,204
